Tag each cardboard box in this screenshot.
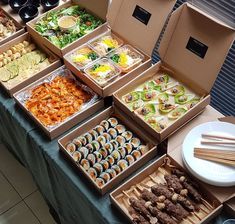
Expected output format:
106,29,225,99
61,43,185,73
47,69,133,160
64,0,177,97
13,65,104,139
110,154,223,224
0,32,61,97
0,8,25,46
113,3,235,142
58,106,158,195
27,0,110,57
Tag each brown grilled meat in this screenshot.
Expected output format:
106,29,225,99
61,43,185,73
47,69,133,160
141,189,159,205
164,175,183,193
130,197,151,220
182,181,202,203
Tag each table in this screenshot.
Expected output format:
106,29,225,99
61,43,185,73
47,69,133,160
0,86,233,224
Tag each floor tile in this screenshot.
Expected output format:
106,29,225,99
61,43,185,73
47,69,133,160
24,191,56,224
0,144,37,199
0,172,21,215
0,201,40,224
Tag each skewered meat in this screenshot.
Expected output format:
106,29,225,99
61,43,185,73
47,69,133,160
129,197,151,220
182,181,202,203
164,199,189,221
129,207,151,224
148,205,177,224
164,175,183,193
141,189,159,205
151,184,195,212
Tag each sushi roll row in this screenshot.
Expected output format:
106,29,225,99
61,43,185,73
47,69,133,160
64,117,149,188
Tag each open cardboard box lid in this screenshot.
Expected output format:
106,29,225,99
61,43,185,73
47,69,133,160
158,3,235,93
107,0,177,56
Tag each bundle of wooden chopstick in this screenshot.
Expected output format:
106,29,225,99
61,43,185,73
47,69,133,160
194,133,235,167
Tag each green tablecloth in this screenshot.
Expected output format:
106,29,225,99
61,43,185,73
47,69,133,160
0,88,230,224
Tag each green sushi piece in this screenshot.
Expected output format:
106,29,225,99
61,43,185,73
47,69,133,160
115,124,126,134
89,130,99,140
146,116,167,132
166,85,185,96
143,80,160,91
110,140,119,150
122,91,141,103
106,155,115,166
83,133,93,144
100,172,111,183
130,138,141,149
108,117,119,127
137,145,148,155
100,160,110,170
99,148,108,159
111,150,121,162
117,159,129,171
87,154,96,166
111,165,121,174
124,143,133,154
115,136,126,147
106,169,117,179
159,103,176,113
129,99,144,111
154,74,169,85
93,163,104,176
108,128,118,139
93,151,103,163
131,150,142,160
158,93,169,104
66,142,76,154
100,120,110,131
185,98,200,110
118,147,127,159
141,90,158,101
79,147,89,159
104,143,114,154
122,131,133,141
136,104,156,116
96,178,105,187
168,108,187,120
95,125,105,135
88,167,97,180
175,94,195,105
91,140,100,151
125,155,135,165
97,136,106,147
72,151,82,163
102,133,112,142
72,138,82,149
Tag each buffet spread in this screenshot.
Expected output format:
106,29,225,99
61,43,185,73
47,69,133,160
0,0,235,223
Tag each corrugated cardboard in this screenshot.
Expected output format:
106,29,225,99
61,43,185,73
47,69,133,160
0,32,61,97
13,65,104,139
110,154,223,224
113,3,235,142
58,106,158,195
64,0,177,97
27,0,109,57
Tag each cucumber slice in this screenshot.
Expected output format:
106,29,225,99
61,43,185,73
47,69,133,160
122,91,141,103
141,90,158,101
175,94,195,105
168,108,187,119
0,68,11,82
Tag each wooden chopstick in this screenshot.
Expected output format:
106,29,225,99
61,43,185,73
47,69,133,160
194,147,235,158
202,133,235,141
194,151,235,161
201,139,235,145
194,154,235,167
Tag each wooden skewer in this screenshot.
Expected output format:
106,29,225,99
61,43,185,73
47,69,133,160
202,133,235,141
201,139,235,145
195,147,235,155
194,149,235,161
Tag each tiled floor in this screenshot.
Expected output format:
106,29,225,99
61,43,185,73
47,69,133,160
0,144,56,224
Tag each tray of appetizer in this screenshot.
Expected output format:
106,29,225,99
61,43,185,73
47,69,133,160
0,32,61,97
58,106,158,195
110,155,222,224
14,66,104,139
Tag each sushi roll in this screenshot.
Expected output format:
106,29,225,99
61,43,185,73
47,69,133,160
89,129,99,140
122,131,133,142
111,165,121,175
107,128,118,139
80,159,91,171
87,154,96,166
72,138,82,149
79,147,89,159
131,150,142,160
100,120,110,131
102,133,112,142
97,136,106,147
126,155,135,165
110,140,119,150
117,147,127,159
108,117,118,127
83,133,93,144
115,124,126,134
87,167,97,180
72,151,82,163
99,148,108,159
96,177,105,187
104,143,114,154
115,136,126,147
137,145,148,155
95,125,105,135
91,140,100,151
66,142,76,154
117,159,129,171
78,136,87,146
106,155,115,166
93,151,103,163
100,172,111,183
86,143,94,153
123,143,133,154
111,150,121,162
93,163,104,176
130,137,141,149
100,160,110,171
106,169,117,179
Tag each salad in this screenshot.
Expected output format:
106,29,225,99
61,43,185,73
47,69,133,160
109,45,144,73
70,45,100,69
85,59,121,87
34,5,103,49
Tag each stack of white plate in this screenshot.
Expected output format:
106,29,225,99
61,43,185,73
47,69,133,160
182,121,235,187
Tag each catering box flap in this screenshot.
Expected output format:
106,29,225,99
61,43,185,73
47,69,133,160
107,0,176,56
158,3,235,93
73,0,109,21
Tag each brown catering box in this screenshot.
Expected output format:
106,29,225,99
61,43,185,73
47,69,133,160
110,154,223,224
0,8,25,46
113,2,235,142
58,106,158,195
13,65,104,139
64,0,177,97
0,32,61,97
26,0,110,57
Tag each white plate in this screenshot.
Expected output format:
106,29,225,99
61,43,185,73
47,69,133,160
182,121,235,187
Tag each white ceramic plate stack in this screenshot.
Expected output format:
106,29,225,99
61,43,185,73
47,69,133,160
182,121,235,187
